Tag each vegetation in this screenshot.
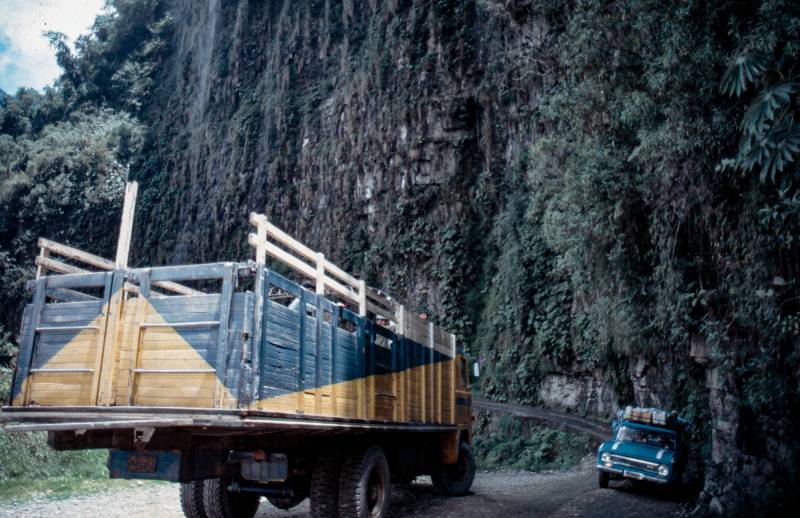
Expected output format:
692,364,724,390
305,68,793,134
472,413,590,472
0,368,114,499
0,0,798,510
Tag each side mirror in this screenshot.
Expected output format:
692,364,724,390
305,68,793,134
473,362,480,378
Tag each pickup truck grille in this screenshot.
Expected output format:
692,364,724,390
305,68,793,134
609,454,659,472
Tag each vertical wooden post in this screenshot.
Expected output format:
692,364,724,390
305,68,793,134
35,246,49,278
450,334,457,425
315,253,325,295
430,321,438,423
357,280,367,316
96,271,126,405
115,181,138,269
397,306,406,422
249,212,267,264
357,279,367,418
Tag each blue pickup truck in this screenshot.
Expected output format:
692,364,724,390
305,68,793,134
596,407,688,488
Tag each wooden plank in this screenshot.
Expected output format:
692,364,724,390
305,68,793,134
115,181,138,269
214,264,235,406
38,238,115,270
89,272,114,404
148,263,228,282
44,272,108,289
126,271,150,405
19,278,48,404
36,246,49,279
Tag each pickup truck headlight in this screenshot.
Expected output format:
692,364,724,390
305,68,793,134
658,465,669,476
601,453,611,463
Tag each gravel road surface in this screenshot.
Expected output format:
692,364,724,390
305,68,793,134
0,456,685,518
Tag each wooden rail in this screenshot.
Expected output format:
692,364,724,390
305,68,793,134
35,238,201,296
247,212,457,357
248,213,402,318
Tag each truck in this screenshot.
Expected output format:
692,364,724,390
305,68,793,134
1,202,476,518
596,406,688,488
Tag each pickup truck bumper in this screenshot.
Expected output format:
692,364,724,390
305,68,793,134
596,463,669,484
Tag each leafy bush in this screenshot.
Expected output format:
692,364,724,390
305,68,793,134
472,413,591,472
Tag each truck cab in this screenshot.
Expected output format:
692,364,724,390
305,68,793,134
596,406,687,488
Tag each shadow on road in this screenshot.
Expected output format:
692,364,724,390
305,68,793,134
607,478,699,504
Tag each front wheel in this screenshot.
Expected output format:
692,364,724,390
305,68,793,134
338,445,391,518
598,470,610,489
431,442,476,496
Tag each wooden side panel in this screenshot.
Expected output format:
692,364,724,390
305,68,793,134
25,300,104,405
113,293,246,408
260,300,301,413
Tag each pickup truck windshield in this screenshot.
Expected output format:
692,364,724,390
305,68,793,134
616,425,676,450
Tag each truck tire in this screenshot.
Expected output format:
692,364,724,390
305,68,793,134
598,471,610,488
180,480,208,518
202,478,260,518
311,453,343,518
431,442,476,496
338,445,391,518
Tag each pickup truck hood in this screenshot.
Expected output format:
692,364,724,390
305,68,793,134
599,440,675,465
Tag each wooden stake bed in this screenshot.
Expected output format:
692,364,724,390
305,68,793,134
3,210,471,436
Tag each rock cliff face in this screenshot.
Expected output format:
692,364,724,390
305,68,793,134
127,0,793,512
135,0,540,292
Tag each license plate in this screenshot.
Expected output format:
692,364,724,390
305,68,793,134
623,470,644,480
127,454,157,473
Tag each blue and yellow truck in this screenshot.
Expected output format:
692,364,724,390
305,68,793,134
1,212,475,518
596,406,688,488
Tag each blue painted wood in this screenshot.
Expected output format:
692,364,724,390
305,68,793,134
331,309,338,385
296,288,306,399
13,278,47,402
215,263,236,401
314,295,323,397
245,265,265,406
44,272,108,289
148,262,231,282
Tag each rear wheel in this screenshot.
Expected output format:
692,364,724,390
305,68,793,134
598,470,610,488
431,442,476,496
180,480,208,518
202,478,260,518
310,453,343,518
338,445,391,518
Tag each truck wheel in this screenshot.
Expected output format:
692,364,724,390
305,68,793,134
338,445,391,518
267,495,305,510
180,480,208,518
203,479,260,518
431,442,476,496
598,471,610,489
311,453,343,518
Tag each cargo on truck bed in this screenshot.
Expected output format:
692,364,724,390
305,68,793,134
1,196,475,518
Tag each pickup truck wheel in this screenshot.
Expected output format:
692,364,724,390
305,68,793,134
202,479,260,518
180,480,208,518
311,453,343,518
431,442,476,496
598,471,610,489
338,445,391,518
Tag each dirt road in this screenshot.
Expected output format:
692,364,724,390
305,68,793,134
0,456,685,518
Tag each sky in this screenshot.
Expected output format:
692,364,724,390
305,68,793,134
0,0,105,93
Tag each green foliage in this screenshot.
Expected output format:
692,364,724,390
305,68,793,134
472,413,590,471
717,2,800,189
0,102,144,331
